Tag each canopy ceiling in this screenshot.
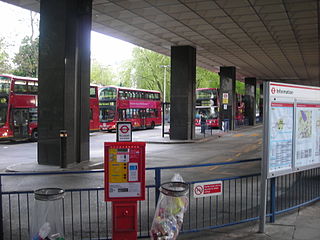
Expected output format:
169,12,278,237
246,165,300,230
4,0,320,86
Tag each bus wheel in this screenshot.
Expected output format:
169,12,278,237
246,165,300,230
30,129,38,142
150,122,155,129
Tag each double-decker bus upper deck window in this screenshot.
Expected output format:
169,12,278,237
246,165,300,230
28,81,38,94
0,76,11,94
119,90,125,100
196,89,217,99
100,87,117,100
14,80,28,94
90,86,97,98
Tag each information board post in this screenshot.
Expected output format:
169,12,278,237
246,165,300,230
259,81,269,233
105,140,146,240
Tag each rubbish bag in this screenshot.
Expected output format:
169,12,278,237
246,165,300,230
150,174,189,240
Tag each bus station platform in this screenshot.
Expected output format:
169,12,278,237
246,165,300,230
178,200,320,240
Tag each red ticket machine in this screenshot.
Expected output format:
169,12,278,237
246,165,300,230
105,142,146,240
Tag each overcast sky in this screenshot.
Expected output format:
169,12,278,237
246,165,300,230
0,1,134,66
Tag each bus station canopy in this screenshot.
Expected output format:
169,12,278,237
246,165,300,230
6,0,319,86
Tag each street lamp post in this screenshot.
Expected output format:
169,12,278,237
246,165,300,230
160,65,170,138
160,65,170,103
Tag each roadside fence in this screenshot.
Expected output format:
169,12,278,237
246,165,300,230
0,158,319,239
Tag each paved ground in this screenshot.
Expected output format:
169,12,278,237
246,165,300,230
178,200,320,240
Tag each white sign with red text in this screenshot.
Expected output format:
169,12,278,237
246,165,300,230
269,82,320,100
193,181,222,198
116,122,132,142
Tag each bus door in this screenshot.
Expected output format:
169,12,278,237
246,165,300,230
12,108,29,139
139,109,147,129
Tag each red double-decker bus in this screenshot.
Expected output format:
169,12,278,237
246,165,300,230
0,74,101,141
89,85,100,132
195,88,245,129
98,86,162,131
0,74,38,141
195,88,220,128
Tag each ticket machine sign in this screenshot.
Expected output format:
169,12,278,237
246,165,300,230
105,142,146,201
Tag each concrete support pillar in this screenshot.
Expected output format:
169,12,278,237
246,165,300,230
170,46,196,140
219,67,236,130
38,0,92,165
259,83,264,121
244,78,257,126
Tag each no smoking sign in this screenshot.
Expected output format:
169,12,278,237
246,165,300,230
194,185,204,195
116,122,132,142
193,181,222,198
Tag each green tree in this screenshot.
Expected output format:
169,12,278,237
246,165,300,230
13,36,38,77
90,59,116,85
196,66,219,88
120,47,170,101
118,59,134,87
0,37,11,74
119,47,245,102
236,81,245,95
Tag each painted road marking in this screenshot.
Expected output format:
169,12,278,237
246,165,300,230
209,166,219,171
233,133,245,137
249,133,260,137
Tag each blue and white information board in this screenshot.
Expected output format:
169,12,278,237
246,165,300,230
265,82,320,178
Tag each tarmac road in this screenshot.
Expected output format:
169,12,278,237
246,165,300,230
0,125,263,190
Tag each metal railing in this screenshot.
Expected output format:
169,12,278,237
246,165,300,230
1,158,319,239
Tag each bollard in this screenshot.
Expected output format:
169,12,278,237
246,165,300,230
59,130,67,168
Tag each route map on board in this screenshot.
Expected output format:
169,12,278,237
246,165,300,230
268,103,293,173
295,104,320,167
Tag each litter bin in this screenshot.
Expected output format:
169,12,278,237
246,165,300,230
31,188,65,240
150,180,189,240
